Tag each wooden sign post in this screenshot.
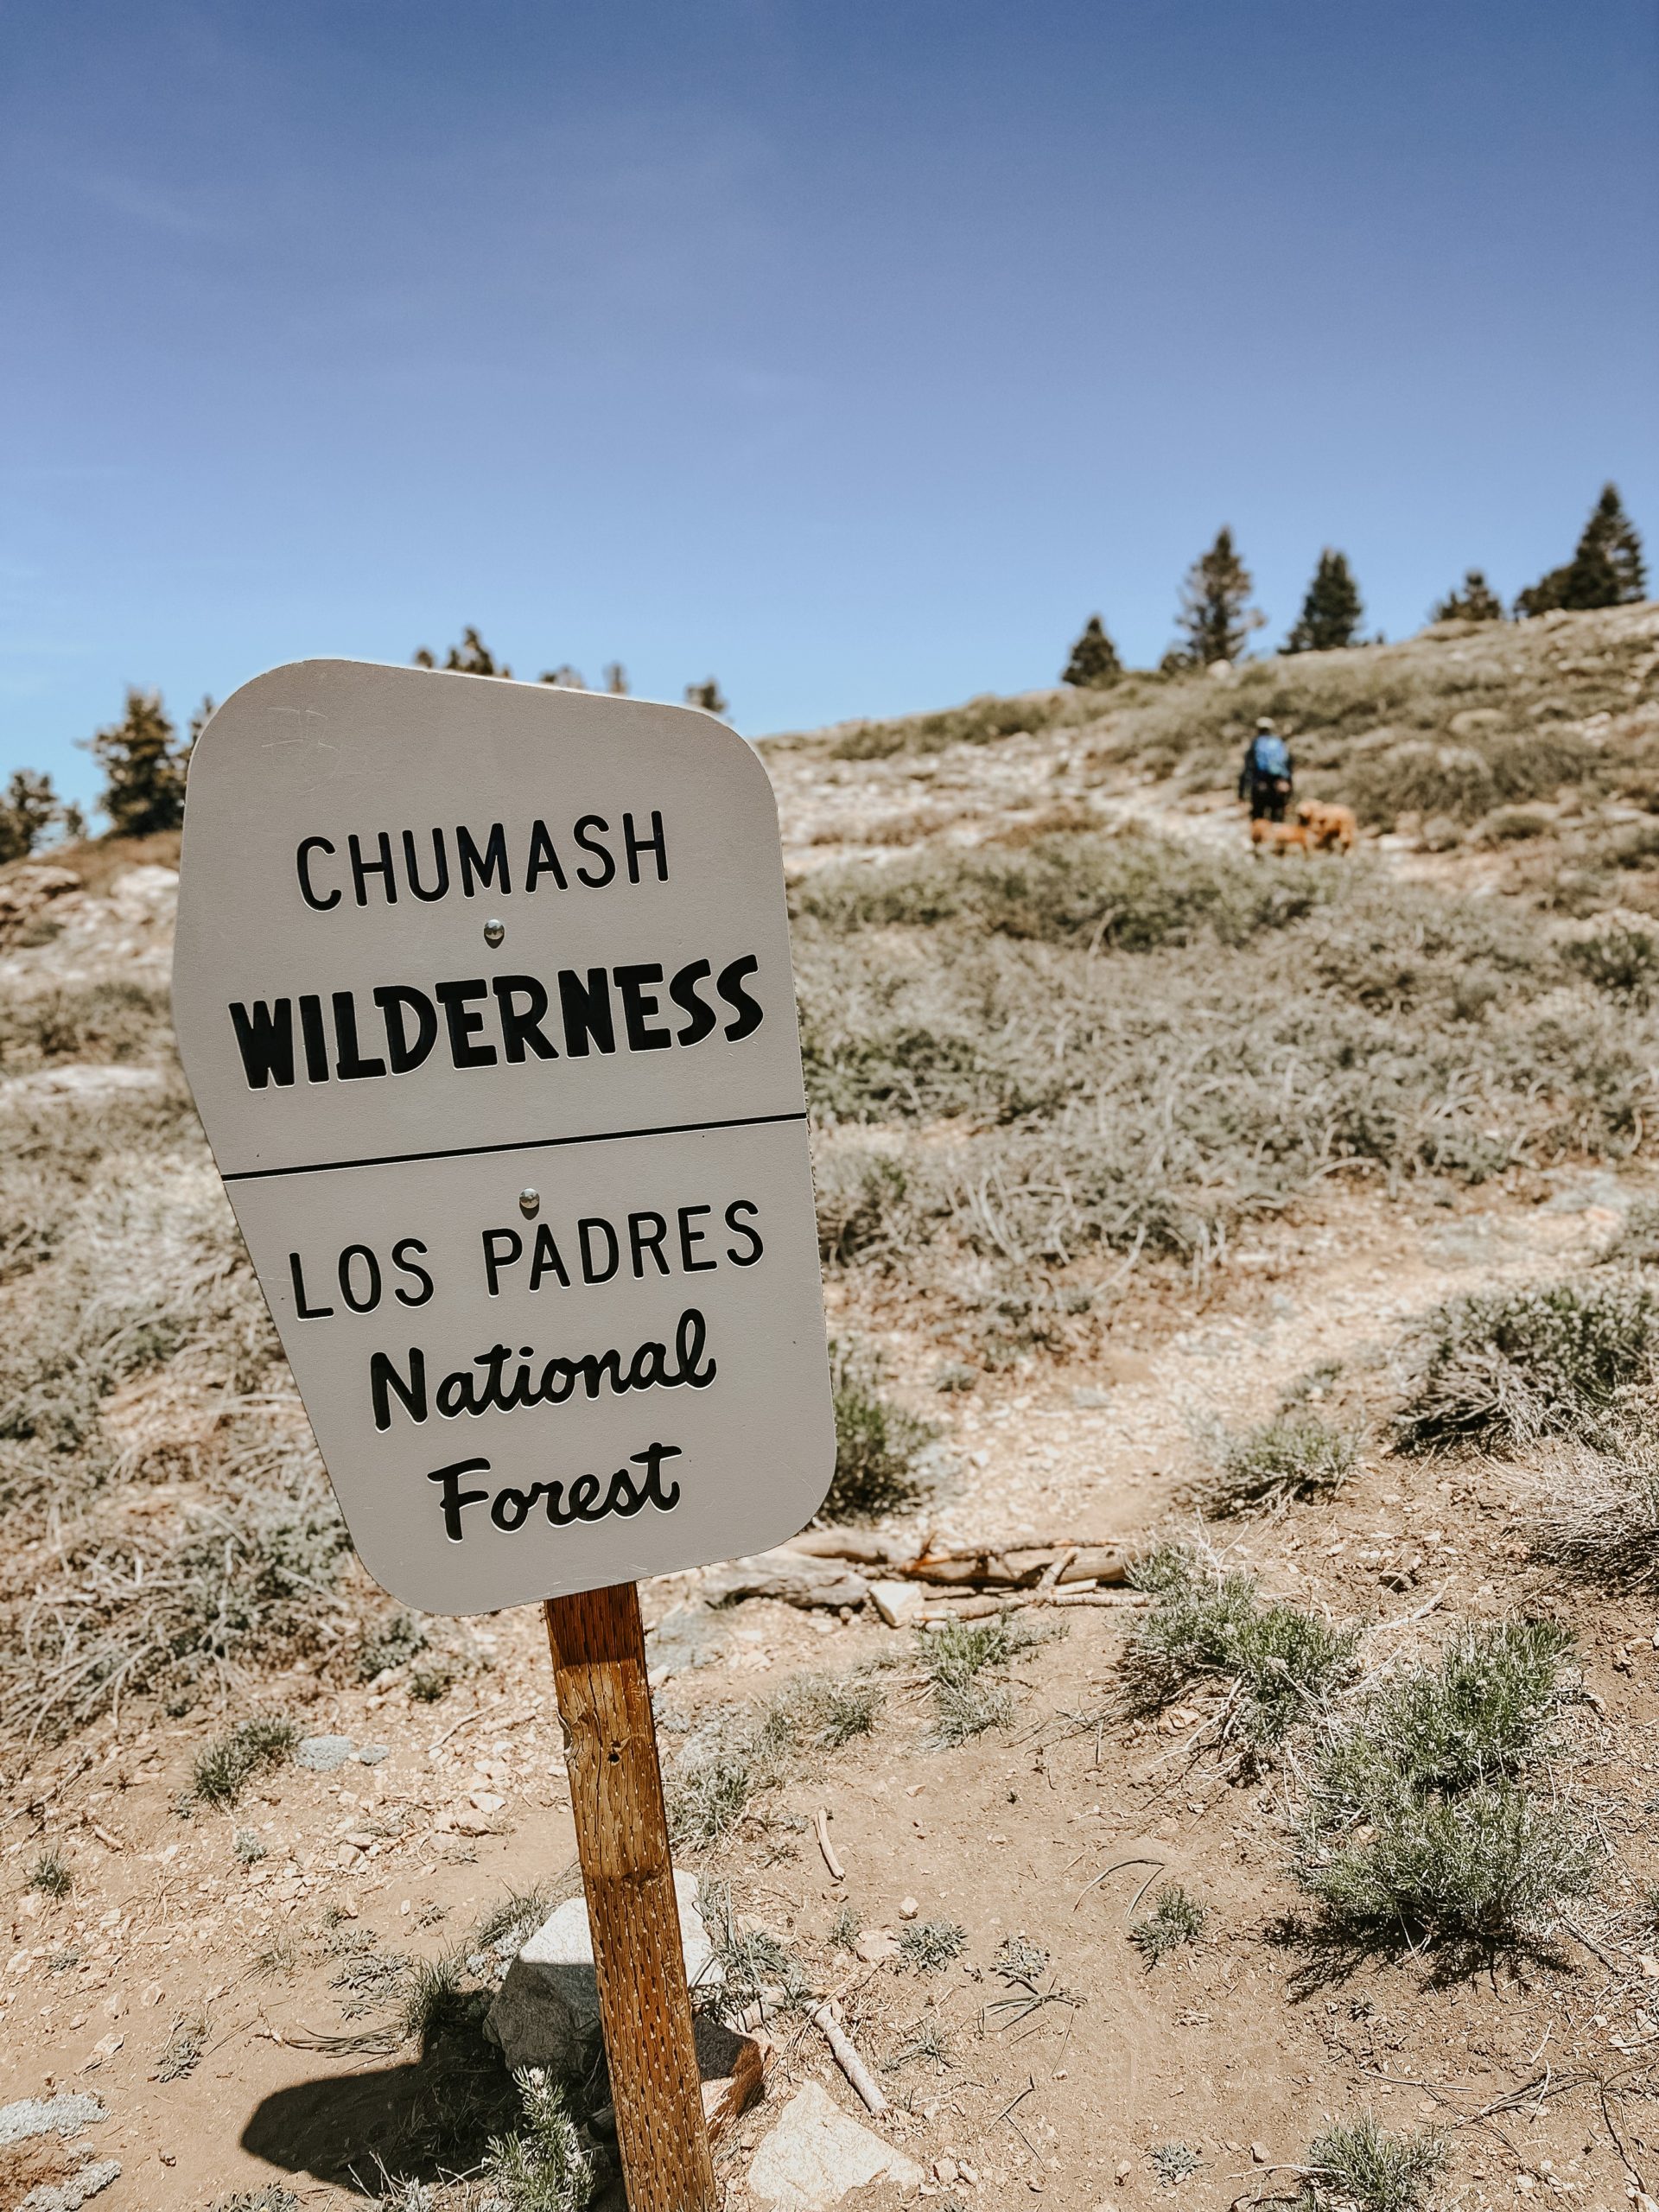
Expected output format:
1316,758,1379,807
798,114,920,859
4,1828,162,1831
173,660,835,2207
546,1586,715,2208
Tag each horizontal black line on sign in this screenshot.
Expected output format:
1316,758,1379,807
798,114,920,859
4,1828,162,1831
220,1109,810,1183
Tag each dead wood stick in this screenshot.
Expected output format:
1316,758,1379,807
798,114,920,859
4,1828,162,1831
814,1807,845,1882
1036,1547,1078,1596
806,2000,887,2114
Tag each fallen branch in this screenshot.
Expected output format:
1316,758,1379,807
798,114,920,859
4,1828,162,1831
807,1999,887,2114
814,1807,845,1882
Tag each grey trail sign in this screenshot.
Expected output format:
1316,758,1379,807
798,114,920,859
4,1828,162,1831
174,658,836,1615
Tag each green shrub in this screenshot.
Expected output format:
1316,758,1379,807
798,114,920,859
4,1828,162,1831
899,1917,967,1971
1563,912,1659,1002
27,1849,72,1897
1394,1279,1659,1452
1127,1547,1359,1745
191,1715,299,1807
1296,1621,1592,1950
481,2067,596,2212
1128,1884,1208,1966
826,1338,938,1521
917,1610,1052,1746
1301,2116,1448,2212
1198,1414,1360,1514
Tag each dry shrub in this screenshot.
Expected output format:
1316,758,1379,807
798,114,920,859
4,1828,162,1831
1528,1427,1659,1588
1393,1278,1659,1453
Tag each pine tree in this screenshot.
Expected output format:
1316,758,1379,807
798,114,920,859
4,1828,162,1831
603,662,630,695
1173,528,1264,665
538,665,586,689
0,769,59,863
684,678,729,716
88,690,188,837
413,627,512,677
1282,550,1364,653
1430,569,1505,624
1061,615,1122,689
1516,485,1647,617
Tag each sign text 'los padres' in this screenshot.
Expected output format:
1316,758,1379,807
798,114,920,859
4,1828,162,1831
173,660,836,1614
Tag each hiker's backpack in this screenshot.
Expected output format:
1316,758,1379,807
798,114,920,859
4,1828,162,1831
1252,733,1290,779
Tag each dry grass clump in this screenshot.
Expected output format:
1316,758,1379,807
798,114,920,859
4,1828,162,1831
818,688,1095,761
190,1713,300,1806
1126,1546,1360,1746
916,1609,1054,1746
796,827,1333,948
825,1338,938,1521
1528,1427,1659,1588
1300,2116,1448,2212
665,1670,887,1847
0,976,171,1071
481,2067,598,2211
1128,1884,1208,1967
1195,1413,1360,1516
1294,1622,1593,1955
799,852,1659,1284
1560,910,1659,1003
1393,1278,1659,1453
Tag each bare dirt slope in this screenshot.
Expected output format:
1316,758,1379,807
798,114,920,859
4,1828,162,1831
6,606,1659,2212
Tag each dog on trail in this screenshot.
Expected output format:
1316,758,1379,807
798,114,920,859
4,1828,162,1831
1249,816,1309,855
1296,799,1357,854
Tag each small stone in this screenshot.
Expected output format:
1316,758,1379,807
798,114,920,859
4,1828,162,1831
869,1580,923,1629
296,1735,357,1773
898,1897,919,1920
356,1744,391,1765
935,2157,960,2183
468,1790,506,1814
1251,2143,1270,2164
852,1929,899,1965
1116,2161,1134,2183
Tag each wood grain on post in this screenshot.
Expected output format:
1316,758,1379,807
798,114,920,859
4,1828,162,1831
543,1583,718,2212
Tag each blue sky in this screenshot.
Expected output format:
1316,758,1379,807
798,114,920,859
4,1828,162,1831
3,2,1656,810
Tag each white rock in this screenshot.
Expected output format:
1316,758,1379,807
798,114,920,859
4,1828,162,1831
869,1580,923,1629
747,2080,924,2210
486,1871,719,2075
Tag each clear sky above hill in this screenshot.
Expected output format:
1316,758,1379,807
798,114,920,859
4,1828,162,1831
3,1,1656,808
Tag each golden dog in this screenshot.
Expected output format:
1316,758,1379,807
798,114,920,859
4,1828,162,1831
1249,816,1309,855
1296,799,1357,854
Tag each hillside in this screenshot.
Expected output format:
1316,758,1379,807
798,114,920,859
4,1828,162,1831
5,602,1659,2212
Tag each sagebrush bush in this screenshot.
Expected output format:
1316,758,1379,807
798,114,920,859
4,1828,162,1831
1295,1621,1592,1951
796,828,1334,948
825,1338,938,1520
1301,2116,1448,2212
917,1609,1053,1746
1127,1547,1359,1745
1394,1279,1659,1452
1198,1414,1360,1514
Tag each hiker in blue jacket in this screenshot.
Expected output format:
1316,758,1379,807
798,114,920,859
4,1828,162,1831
1239,718,1294,823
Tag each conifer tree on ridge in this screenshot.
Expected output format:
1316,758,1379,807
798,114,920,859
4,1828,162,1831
1061,614,1122,689
1516,486,1647,616
1283,550,1364,653
1172,528,1265,666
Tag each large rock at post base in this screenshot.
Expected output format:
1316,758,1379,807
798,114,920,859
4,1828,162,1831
485,1871,720,2076
747,2080,924,2211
